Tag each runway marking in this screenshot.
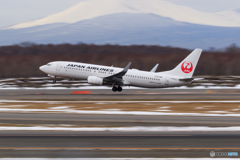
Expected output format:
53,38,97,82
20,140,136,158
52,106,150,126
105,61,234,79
4,117,236,125
2,100,240,103
0,147,240,150
1,126,240,132
0,135,192,137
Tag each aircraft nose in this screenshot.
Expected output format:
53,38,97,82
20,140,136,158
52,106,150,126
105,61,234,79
39,65,45,72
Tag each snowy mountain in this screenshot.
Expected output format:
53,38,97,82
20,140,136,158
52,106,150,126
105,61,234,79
1,13,240,49
1,0,240,49
6,0,240,29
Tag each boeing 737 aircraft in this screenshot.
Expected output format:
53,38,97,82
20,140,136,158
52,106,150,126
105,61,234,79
39,48,202,92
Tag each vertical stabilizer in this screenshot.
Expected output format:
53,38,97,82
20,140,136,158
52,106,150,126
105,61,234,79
162,48,202,78
150,64,159,72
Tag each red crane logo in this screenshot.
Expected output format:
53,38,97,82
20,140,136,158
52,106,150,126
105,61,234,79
181,61,193,73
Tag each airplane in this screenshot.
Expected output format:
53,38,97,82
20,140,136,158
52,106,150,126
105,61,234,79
39,48,202,92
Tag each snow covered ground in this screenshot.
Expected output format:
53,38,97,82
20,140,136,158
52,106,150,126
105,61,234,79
2,107,240,117
0,126,240,132
1,100,240,117
0,158,236,160
0,100,240,131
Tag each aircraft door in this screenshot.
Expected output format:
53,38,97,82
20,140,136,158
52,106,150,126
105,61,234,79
56,63,61,71
165,77,169,85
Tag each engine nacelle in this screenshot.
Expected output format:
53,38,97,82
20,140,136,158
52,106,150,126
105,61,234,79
87,76,103,85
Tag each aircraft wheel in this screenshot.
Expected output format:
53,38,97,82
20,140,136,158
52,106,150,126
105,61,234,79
117,87,122,92
112,87,117,92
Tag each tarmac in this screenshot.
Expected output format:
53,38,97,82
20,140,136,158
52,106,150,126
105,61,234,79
0,88,240,100
0,88,240,158
0,112,239,158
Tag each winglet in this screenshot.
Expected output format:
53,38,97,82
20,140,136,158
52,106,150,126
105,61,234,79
150,64,159,72
123,62,131,72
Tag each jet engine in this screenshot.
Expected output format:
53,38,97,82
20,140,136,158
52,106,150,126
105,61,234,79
87,76,103,85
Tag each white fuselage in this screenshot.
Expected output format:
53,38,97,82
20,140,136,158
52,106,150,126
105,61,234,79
40,61,191,88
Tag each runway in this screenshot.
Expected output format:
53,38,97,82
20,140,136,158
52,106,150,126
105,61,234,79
0,135,239,158
0,88,240,100
0,89,240,158
0,113,239,157
1,113,240,127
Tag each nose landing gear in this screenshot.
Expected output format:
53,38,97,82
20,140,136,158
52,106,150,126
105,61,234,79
112,86,122,92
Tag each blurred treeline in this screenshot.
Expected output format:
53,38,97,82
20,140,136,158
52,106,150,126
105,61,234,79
0,43,240,78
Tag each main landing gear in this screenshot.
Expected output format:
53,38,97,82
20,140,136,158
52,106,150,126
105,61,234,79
53,76,56,83
112,86,122,92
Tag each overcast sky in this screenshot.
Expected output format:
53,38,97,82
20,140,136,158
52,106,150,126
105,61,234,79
1,0,240,28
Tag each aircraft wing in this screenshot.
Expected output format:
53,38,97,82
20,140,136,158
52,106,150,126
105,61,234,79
103,62,131,84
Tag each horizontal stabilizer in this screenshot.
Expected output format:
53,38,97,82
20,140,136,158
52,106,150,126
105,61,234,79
179,78,194,82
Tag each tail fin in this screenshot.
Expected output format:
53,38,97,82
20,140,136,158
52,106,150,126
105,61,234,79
162,48,202,78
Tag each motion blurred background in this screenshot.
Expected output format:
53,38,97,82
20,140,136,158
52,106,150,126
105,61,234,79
0,0,240,79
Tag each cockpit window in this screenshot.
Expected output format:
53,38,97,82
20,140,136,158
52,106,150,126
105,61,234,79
47,63,52,66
